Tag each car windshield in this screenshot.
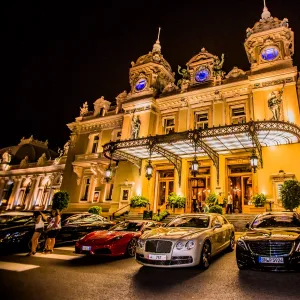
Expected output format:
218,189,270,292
65,214,107,224
110,221,143,232
166,216,210,228
252,214,300,228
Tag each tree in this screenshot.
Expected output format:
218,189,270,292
52,191,70,211
280,180,300,211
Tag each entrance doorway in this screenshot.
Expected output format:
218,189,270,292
157,170,174,209
228,174,253,213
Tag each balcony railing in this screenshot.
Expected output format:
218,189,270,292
75,152,104,161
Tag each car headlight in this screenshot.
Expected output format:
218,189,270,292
111,236,123,242
176,241,185,250
137,239,145,248
295,242,300,252
186,240,195,250
237,239,248,251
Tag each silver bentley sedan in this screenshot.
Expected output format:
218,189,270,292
135,213,235,269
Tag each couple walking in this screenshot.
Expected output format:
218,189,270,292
28,209,61,256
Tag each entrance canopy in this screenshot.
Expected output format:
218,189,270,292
103,120,300,185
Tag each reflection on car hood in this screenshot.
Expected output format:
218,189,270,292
242,228,300,241
141,227,208,240
83,230,135,242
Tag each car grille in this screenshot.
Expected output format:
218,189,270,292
136,254,193,265
145,240,173,253
248,241,294,256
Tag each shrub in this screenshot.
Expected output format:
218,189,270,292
52,191,70,211
280,180,300,211
208,205,223,214
130,195,149,208
88,206,102,215
167,192,186,208
206,193,217,207
252,193,267,207
152,209,169,221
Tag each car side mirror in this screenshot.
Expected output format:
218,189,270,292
245,223,250,229
214,222,222,229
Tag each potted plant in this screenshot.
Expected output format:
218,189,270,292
167,192,186,214
250,193,267,213
280,180,300,211
88,206,102,215
130,195,149,213
208,205,223,215
206,193,218,207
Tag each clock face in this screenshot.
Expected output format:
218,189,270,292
135,78,147,91
195,68,210,82
261,47,279,61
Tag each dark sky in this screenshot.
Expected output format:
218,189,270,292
1,0,299,151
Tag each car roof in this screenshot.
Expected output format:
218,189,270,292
123,220,158,223
175,213,216,217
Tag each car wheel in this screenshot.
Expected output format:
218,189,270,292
126,238,137,257
227,233,235,252
200,241,211,269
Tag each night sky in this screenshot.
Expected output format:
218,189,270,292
1,0,300,152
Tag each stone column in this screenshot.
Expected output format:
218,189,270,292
25,176,42,210
88,175,97,203
7,178,22,210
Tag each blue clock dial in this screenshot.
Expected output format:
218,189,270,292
261,47,279,61
195,68,210,82
135,79,147,91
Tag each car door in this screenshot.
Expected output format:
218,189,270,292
217,216,229,249
211,217,223,254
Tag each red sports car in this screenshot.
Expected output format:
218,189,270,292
75,220,161,257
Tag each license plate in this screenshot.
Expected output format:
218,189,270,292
82,246,91,251
259,256,284,264
149,254,167,260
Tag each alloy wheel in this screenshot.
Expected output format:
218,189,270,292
228,234,235,252
201,241,211,269
127,238,137,257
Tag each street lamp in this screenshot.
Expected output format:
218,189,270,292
104,163,113,182
145,160,153,180
250,149,258,173
191,155,199,177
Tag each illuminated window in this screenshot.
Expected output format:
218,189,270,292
195,112,209,129
92,136,99,153
231,106,246,124
163,118,175,134
81,178,90,201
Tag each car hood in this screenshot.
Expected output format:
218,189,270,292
82,230,135,243
242,228,300,242
141,227,209,240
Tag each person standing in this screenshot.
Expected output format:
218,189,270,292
217,192,224,207
43,209,61,254
27,212,46,256
226,192,233,214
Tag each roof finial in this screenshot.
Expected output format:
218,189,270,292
261,0,271,20
157,27,161,43
152,27,161,53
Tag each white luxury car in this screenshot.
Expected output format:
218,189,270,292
135,213,235,269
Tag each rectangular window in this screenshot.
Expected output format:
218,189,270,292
231,106,246,124
195,112,209,129
163,118,175,134
92,136,99,153
81,178,90,201
106,184,114,201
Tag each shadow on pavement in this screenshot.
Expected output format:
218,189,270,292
238,269,300,297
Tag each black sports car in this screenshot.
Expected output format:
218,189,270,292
0,212,115,253
236,212,300,271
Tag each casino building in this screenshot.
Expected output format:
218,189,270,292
62,3,300,216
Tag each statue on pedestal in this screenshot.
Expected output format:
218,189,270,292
37,153,47,166
131,115,141,139
2,151,12,164
213,53,225,80
177,65,190,89
80,101,89,116
268,84,285,121
20,156,29,168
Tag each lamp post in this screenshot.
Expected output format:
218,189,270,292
250,149,258,173
104,163,113,182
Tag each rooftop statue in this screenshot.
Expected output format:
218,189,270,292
63,141,70,155
177,65,190,90
268,84,285,121
2,151,12,164
20,156,29,168
213,53,225,79
80,101,89,116
37,153,47,166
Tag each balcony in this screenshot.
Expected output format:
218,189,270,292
75,152,107,163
